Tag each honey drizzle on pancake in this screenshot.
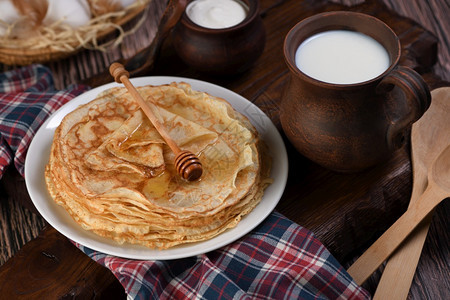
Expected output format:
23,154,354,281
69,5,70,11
45,83,269,249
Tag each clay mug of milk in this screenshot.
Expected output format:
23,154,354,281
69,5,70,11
171,0,265,75
281,11,431,172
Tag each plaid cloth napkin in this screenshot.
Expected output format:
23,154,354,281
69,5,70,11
1,65,369,299
0,64,88,179
76,211,369,299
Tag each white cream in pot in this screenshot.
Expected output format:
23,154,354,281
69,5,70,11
186,0,248,29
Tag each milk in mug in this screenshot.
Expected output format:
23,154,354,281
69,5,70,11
186,0,248,29
295,30,390,84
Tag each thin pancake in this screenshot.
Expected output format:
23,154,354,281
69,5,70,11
45,82,272,249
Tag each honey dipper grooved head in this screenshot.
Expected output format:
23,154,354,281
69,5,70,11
109,62,130,83
175,151,203,181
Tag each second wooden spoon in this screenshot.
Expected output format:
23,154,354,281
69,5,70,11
347,144,450,284
374,87,450,298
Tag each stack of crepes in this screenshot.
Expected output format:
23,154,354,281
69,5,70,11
45,82,272,249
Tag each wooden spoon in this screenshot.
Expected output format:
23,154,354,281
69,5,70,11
374,87,450,298
109,62,203,181
347,143,450,285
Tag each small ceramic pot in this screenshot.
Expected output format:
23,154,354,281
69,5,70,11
171,0,265,75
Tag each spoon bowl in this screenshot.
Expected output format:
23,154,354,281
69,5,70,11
431,146,450,190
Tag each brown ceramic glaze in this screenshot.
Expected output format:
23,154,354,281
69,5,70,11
281,11,431,172
171,0,265,75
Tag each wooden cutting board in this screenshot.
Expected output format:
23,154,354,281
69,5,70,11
0,0,447,298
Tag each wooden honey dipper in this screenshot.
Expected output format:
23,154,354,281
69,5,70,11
109,62,203,181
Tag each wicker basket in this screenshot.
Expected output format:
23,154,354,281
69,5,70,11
0,1,149,66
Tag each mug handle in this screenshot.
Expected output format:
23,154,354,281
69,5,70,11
376,66,431,150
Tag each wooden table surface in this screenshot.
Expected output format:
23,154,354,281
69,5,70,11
0,0,449,298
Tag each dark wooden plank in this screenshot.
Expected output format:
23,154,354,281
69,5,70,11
0,0,448,299
0,225,126,299
0,167,46,265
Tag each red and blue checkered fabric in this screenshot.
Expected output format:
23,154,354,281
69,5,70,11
2,65,369,299
0,65,88,178
76,212,369,300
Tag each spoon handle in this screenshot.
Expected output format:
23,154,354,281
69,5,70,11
347,185,445,285
373,168,429,299
373,216,432,299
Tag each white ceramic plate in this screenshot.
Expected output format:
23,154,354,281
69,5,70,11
25,77,288,260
